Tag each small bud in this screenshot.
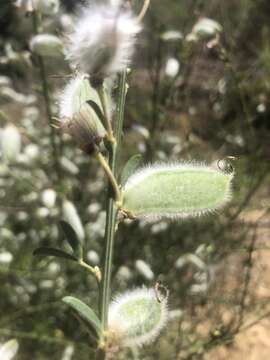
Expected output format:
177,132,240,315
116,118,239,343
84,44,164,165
62,200,85,242
66,4,141,79
122,162,233,221
1,124,21,163
30,34,63,57
108,287,169,347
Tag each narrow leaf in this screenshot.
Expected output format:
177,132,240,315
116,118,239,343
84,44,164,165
62,296,101,337
33,247,77,261
121,154,143,186
60,220,83,260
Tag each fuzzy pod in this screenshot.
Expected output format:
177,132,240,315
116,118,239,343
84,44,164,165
108,287,169,347
121,162,233,220
30,34,63,57
1,124,21,162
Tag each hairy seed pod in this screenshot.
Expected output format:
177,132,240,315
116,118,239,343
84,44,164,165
108,287,169,347
122,162,233,221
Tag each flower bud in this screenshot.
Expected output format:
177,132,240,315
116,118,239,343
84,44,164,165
108,287,168,347
30,34,63,57
122,162,233,221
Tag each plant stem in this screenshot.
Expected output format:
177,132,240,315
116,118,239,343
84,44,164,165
78,259,101,283
99,71,127,334
96,152,122,205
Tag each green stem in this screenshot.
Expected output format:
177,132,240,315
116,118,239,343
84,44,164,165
99,71,127,334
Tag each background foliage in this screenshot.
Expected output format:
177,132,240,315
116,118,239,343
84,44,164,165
0,0,269,359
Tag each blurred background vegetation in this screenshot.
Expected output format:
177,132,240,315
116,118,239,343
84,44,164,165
0,0,269,359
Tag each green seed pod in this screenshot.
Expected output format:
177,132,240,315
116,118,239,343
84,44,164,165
108,287,168,347
30,34,63,57
122,162,233,220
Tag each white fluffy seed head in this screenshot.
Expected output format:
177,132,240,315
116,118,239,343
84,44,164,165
108,287,169,347
65,3,141,78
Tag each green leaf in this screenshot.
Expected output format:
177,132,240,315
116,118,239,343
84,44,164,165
60,220,83,260
33,247,77,262
62,296,101,337
121,154,143,186
122,162,233,220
